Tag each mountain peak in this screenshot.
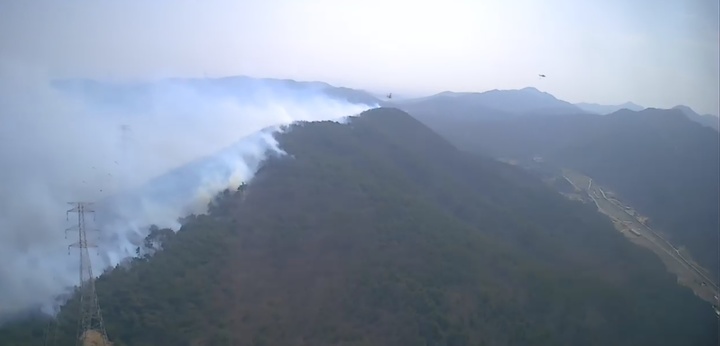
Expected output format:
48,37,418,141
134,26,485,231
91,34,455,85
620,101,643,109
672,104,695,113
520,86,541,93
671,105,719,131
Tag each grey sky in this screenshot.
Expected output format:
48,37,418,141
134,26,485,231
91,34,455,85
1,0,718,115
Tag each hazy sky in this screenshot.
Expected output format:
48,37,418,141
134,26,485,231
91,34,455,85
1,0,718,114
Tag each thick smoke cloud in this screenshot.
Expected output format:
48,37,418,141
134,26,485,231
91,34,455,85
0,63,375,320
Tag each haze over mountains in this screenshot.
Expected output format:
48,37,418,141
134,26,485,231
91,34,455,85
0,74,375,321
400,87,584,115
2,107,717,345
54,76,720,121
53,77,382,111
54,76,720,131
575,101,645,114
1,76,718,345
395,86,718,129
2,1,718,344
576,101,719,131
390,83,720,280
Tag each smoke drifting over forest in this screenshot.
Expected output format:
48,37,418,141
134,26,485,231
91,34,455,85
0,63,374,320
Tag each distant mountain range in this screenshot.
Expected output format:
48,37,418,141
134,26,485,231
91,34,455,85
575,102,719,131
53,77,717,130
390,87,718,131
395,87,585,121
575,101,645,114
402,100,720,279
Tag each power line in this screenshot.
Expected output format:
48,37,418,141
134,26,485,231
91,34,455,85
65,202,110,346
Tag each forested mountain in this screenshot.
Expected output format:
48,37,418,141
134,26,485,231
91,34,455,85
409,106,720,279
1,108,716,346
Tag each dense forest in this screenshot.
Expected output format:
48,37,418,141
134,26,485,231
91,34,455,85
552,110,719,277
408,106,720,279
0,108,716,345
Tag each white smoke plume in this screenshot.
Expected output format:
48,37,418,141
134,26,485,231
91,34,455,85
0,62,375,320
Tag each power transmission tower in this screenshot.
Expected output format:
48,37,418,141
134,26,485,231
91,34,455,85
66,202,110,346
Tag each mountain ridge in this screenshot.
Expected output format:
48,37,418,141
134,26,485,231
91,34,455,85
576,101,645,114
0,107,716,345
396,87,585,115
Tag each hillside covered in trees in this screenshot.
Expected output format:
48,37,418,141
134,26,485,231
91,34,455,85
1,108,716,345
408,105,720,279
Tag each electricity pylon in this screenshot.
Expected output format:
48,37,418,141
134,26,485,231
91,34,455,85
66,202,110,346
